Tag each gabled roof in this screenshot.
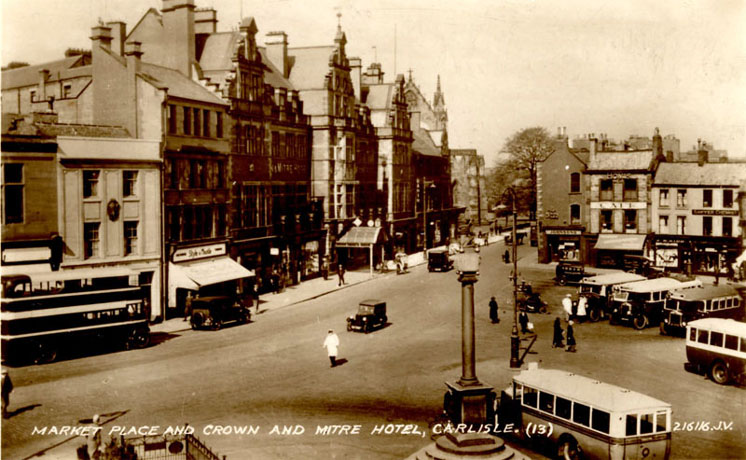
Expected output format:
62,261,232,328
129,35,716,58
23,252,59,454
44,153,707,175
198,32,238,72
588,150,654,171
654,162,746,187
2,56,90,90
258,48,294,90
365,84,393,110
412,125,440,157
139,62,227,106
286,46,335,90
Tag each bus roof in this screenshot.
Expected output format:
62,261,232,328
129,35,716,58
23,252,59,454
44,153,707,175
687,318,746,336
581,272,647,286
669,284,741,301
514,368,671,413
616,277,690,293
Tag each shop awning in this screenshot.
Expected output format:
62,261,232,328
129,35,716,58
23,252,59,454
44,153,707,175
594,234,647,251
2,247,51,263
169,257,255,291
336,227,386,248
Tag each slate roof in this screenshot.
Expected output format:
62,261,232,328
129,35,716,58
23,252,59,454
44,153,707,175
654,162,746,187
587,150,654,171
2,56,90,90
365,84,393,110
198,32,237,72
412,125,440,157
258,48,294,90
286,46,335,90
139,63,227,106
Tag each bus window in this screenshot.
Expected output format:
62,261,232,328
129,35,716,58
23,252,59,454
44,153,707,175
740,337,746,352
640,413,654,434
539,392,554,414
735,298,740,308
704,300,711,312
697,329,709,344
656,410,668,433
592,409,610,434
689,327,697,341
726,297,732,308
556,396,572,420
725,335,738,350
522,386,538,408
626,415,637,436
573,403,590,427
710,331,723,347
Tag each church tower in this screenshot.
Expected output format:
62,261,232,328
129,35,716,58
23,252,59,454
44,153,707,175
432,74,448,130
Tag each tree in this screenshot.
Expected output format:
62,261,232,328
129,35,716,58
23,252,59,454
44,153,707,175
2,61,29,70
500,127,554,219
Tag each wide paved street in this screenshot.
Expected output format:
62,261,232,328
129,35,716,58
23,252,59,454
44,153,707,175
2,241,745,459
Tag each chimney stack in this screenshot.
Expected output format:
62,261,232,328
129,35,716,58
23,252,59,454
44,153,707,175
90,24,113,50
266,31,288,79
349,57,362,100
125,41,143,71
697,141,708,166
589,135,598,164
107,21,127,56
38,69,50,104
652,126,663,159
161,0,196,78
195,8,217,34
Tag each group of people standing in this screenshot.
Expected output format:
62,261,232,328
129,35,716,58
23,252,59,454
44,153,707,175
553,317,576,352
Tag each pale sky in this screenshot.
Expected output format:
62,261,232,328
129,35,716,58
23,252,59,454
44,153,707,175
3,0,745,166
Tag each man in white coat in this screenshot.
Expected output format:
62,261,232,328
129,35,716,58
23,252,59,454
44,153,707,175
562,293,573,322
323,330,340,367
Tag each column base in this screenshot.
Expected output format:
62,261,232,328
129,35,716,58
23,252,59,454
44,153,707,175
443,380,495,425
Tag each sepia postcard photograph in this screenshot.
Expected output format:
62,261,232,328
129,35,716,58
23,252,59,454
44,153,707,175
1,0,745,458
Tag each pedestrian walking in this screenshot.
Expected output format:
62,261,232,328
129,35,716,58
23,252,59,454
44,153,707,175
566,321,577,352
1,368,13,419
562,293,573,322
337,264,346,286
552,317,564,348
576,295,588,322
323,329,340,367
489,296,499,323
519,310,530,333
183,291,194,322
503,249,510,263
252,282,261,314
86,414,103,459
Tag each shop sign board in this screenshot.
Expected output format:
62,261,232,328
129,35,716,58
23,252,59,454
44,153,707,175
172,243,226,263
692,209,739,216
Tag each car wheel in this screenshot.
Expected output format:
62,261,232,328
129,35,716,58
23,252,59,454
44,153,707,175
557,437,581,460
127,327,150,349
588,308,601,322
347,322,352,332
710,361,730,385
633,315,648,330
191,312,205,330
34,341,58,365
557,277,567,286
609,314,618,325
211,320,222,331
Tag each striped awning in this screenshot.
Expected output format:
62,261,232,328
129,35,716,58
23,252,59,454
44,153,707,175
336,227,386,248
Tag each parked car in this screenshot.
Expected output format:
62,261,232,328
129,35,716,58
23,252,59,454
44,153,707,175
428,248,454,272
555,261,590,286
347,299,387,333
190,296,251,331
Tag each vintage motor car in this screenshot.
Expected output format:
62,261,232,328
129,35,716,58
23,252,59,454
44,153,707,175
428,248,454,272
347,299,387,333
516,281,547,313
555,261,590,286
661,284,745,336
190,296,251,331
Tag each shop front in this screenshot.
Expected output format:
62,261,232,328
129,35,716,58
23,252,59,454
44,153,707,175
593,233,648,269
543,227,585,263
168,243,255,317
336,226,388,275
649,235,741,277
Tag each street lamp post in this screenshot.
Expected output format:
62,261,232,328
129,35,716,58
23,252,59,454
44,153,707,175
423,181,436,251
506,188,521,368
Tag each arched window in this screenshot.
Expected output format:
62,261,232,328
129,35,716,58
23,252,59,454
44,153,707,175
570,172,580,193
570,204,581,224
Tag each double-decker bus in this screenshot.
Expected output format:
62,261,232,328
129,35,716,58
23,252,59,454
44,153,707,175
1,268,150,364
661,285,744,336
496,366,671,460
685,318,746,385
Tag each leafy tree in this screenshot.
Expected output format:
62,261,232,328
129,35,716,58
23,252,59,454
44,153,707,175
499,127,554,219
2,61,29,70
